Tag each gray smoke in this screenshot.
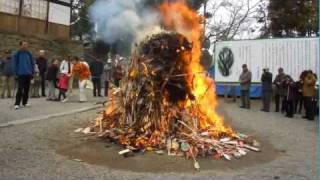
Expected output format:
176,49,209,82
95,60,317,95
89,0,160,44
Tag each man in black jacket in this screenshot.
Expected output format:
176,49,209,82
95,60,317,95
273,68,286,112
261,68,273,112
36,50,47,97
89,58,104,97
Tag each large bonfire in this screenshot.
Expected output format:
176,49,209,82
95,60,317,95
82,1,260,170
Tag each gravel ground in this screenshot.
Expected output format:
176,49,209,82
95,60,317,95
0,98,317,180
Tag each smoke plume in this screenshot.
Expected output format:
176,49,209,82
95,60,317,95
89,0,160,46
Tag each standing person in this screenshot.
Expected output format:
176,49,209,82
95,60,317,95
239,64,252,109
57,72,69,102
36,50,47,97
283,75,296,118
315,81,319,116
273,68,286,112
60,56,73,96
312,72,318,116
294,79,304,114
30,64,41,98
46,59,59,101
72,56,91,102
104,59,112,97
260,68,273,112
0,52,5,98
59,56,73,101
113,58,122,87
302,70,316,121
13,41,34,109
295,71,308,114
67,56,74,96
0,51,14,98
89,57,104,97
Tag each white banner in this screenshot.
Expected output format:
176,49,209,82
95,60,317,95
49,2,70,26
0,0,20,15
22,0,48,20
214,38,319,83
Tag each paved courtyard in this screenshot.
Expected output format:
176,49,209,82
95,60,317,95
0,90,103,126
0,96,317,180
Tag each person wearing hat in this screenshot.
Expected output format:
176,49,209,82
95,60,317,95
261,68,273,112
239,64,252,109
273,67,286,112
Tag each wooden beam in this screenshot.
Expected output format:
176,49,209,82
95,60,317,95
49,0,71,7
69,0,73,38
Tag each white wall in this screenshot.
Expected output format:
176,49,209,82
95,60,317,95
215,38,319,83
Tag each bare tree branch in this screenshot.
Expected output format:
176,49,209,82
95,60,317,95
205,0,262,42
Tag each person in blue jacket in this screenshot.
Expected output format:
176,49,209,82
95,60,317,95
0,50,14,98
13,41,34,109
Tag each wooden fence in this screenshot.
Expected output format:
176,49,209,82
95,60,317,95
0,12,69,40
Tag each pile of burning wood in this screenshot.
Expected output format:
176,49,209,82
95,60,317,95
80,32,260,170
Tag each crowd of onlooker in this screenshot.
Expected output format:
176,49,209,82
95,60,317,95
1,40,319,121
0,40,124,110
239,64,318,121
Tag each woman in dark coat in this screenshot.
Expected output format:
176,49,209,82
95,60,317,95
46,60,59,100
283,75,296,118
295,71,308,114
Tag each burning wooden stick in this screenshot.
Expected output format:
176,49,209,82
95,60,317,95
78,32,260,171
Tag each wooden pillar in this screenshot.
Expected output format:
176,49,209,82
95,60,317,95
45,0,50,34
69,0,73,39
18,0,23,16
17,0,23,33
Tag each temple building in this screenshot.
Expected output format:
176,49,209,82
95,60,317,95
0,0,71,39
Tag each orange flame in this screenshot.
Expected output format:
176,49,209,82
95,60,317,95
160,1,234,136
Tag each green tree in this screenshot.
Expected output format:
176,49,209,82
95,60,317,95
267,0,318,37
70,0,94,40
